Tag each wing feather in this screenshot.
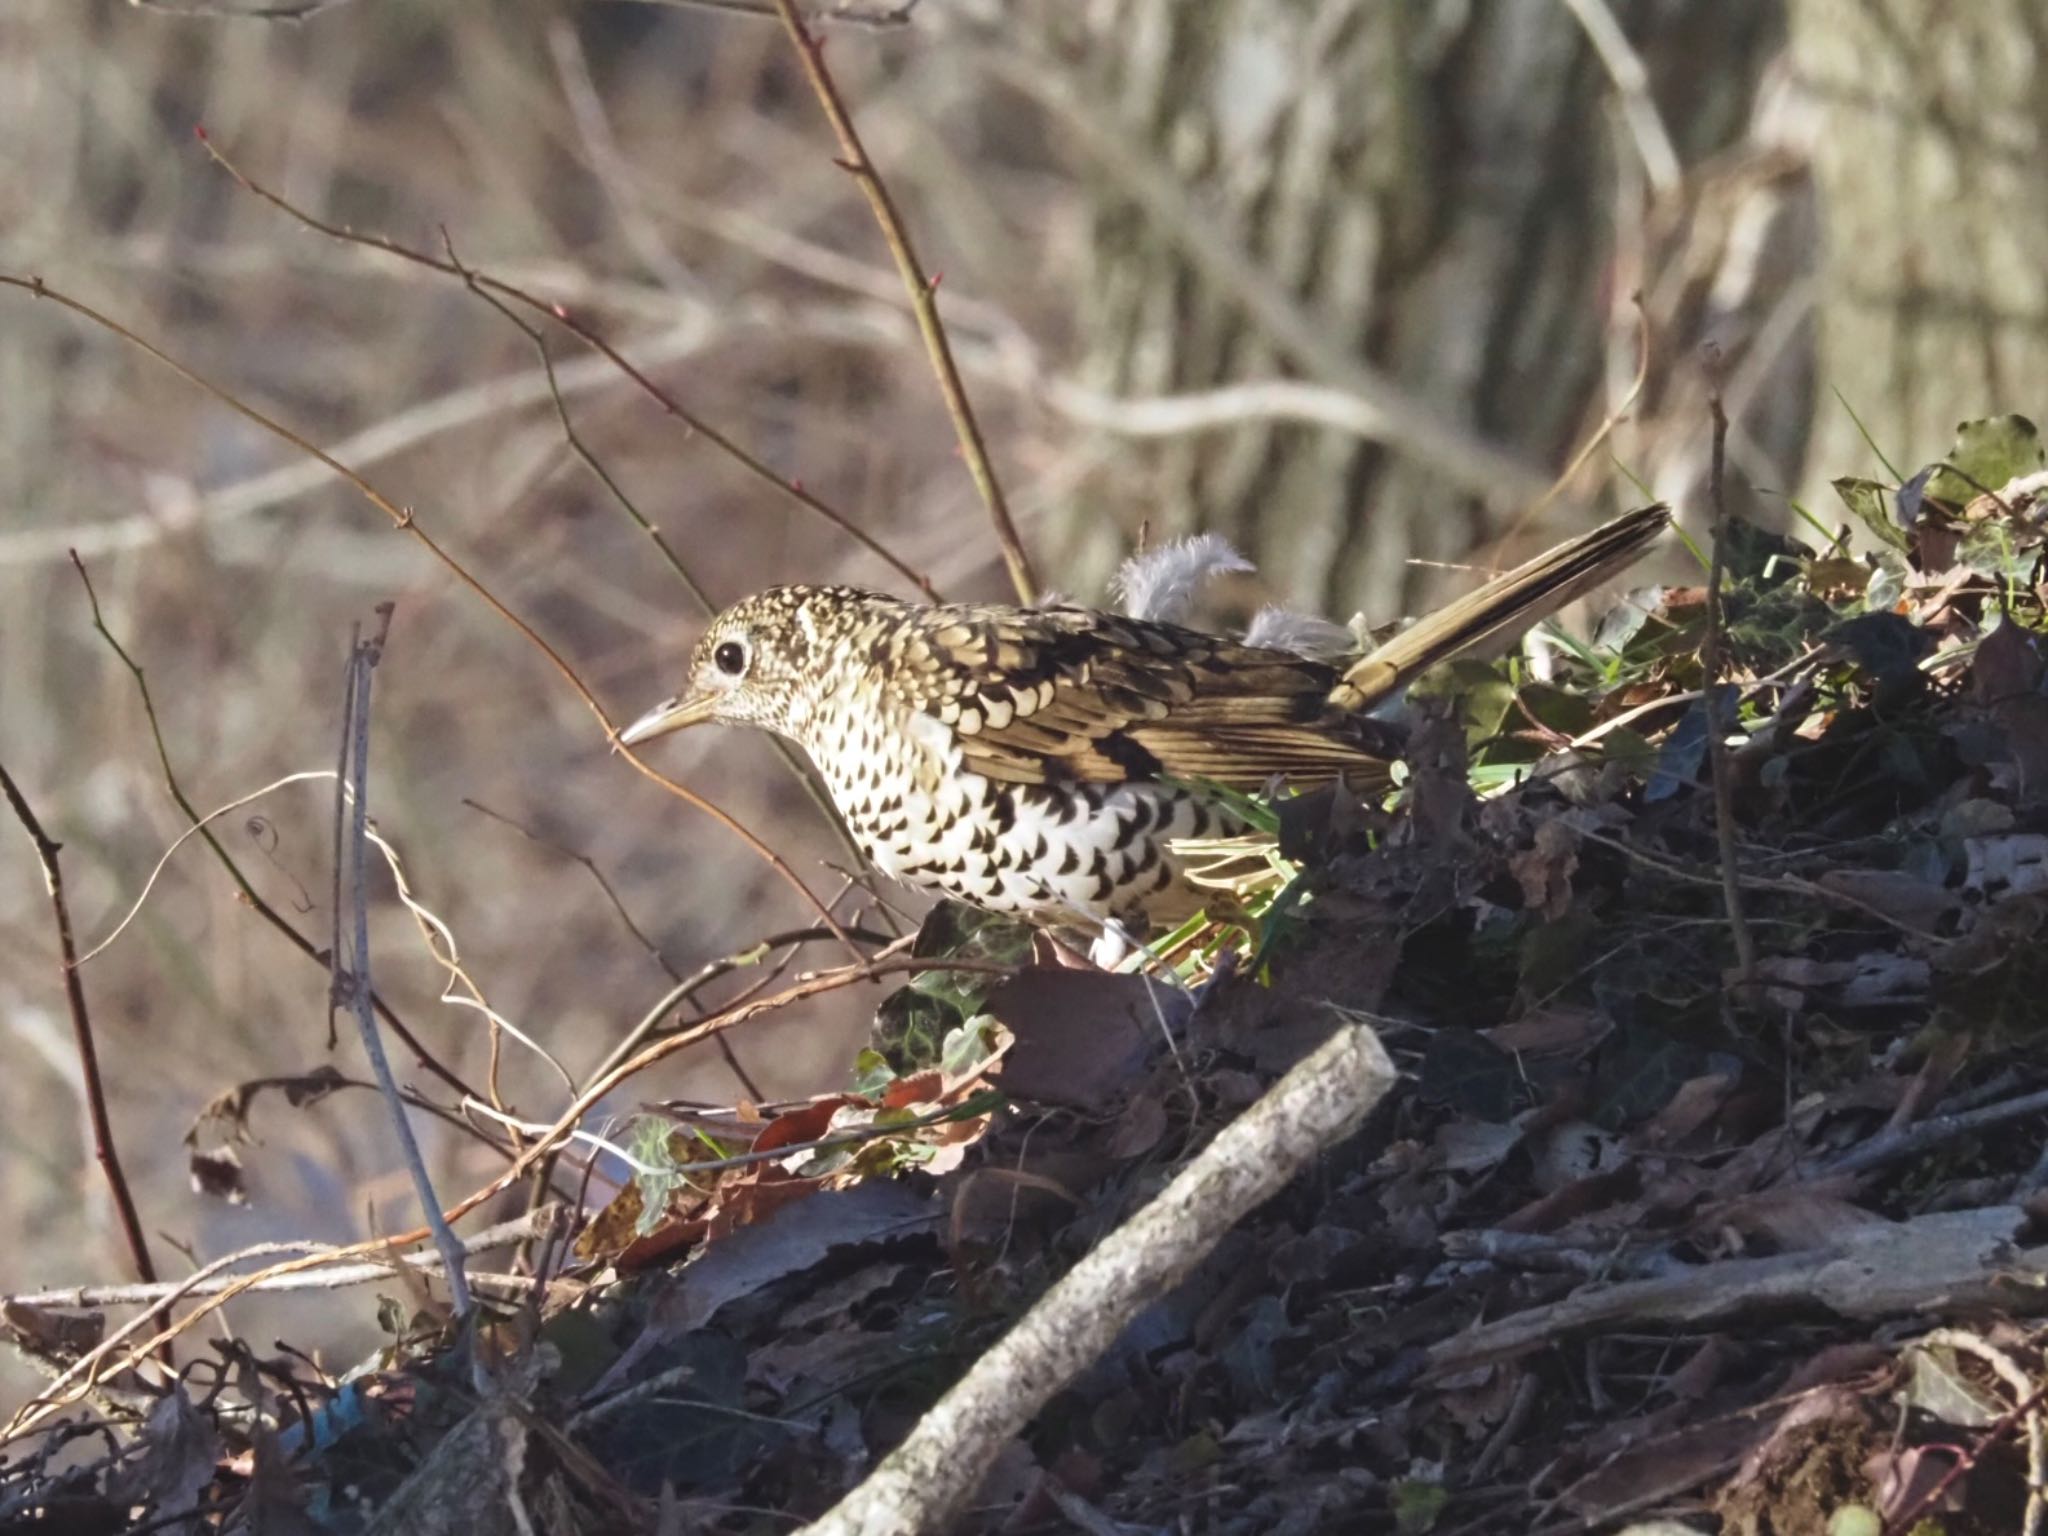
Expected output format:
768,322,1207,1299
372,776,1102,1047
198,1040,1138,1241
889,602,1388,790
856,504,1669,793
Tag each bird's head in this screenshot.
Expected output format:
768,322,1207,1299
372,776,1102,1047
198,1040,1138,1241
618,585,873,748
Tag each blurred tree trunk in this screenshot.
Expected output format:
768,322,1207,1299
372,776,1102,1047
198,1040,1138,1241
1789,0,2048,499
1012,1,1787,617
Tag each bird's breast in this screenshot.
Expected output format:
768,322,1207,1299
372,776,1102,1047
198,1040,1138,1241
800,697,1235,927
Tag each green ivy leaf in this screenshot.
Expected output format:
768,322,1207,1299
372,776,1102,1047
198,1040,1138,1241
1924,413,2045,506
1832,476,1908,548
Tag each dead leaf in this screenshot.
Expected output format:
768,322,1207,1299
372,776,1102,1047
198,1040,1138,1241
187,1065,347,1146
985,967,1184,1111
1964,832,2048,898
1969,617,2044,703
660,1179,940,1333
1509,819,1580,921
112,1387,221,1526
2,1301,104,1366
1107,1092,1169,1160
1435,1118,1525,1175
1812,868,1956,934
1484,1006,1612,1058
1698,1186,1890,1254
1563,1416,1762,1517
1632,1071,1740,1150
1530,1120,1624,1193
1747,953,1929,1010
1899,1341,2004,1428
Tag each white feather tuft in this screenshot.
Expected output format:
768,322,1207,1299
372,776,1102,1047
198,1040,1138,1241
1111,533,1253,623
1243,604,1359,660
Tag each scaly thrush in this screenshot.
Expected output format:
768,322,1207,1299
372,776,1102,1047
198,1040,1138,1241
621,505,1669,930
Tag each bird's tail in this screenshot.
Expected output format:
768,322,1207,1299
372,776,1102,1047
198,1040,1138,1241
1330,503,1671,712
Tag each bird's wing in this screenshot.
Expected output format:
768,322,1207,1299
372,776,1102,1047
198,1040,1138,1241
877,504,1670,791
883,605,1396,790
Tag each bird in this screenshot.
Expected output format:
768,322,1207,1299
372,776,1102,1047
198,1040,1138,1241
620,504,1670,933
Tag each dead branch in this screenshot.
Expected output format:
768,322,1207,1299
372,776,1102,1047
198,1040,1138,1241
331,612,474,1317
4,1210,557,1310
796,1022,1397,1536
0,764,159,1295
1425,1205,2048,1378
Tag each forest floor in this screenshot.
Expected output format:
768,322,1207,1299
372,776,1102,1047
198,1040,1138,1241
14,419,2048,1535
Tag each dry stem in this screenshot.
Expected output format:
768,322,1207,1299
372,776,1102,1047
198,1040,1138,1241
0,948,1015,1444
333,612,475,1317
769,0,1039,604
1700,367,1758,987
0,765,160,1301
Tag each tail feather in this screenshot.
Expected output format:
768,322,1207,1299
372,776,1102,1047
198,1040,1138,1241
1331,503,1671,711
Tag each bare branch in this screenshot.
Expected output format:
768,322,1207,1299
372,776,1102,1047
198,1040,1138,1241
331,612,475,1316
191,137,939,602
0,764,160,1298
66,552,489,1102
0,949,1020,1445
769,0,1039,604
8,276,859,949
798,1024,1397,1536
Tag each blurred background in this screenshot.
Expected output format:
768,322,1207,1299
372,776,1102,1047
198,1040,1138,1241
1,0,2041,1379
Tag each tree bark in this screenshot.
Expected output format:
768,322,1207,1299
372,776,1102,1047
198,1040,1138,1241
1789,0,2048,500
1028,0,1788,617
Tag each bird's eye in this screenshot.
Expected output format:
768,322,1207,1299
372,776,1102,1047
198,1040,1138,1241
713,640,748,677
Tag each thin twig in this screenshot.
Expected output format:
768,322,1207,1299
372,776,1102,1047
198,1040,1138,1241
437,235,862,878
76,769,333,967
1571,825,1948,945
461,796,770,1103
196,1068,553,1171
332,611,474,1318
191,138,937,601
66,554,486,1101
3,1210,556,1310
586,922,895,1091
0,765,160,1296
475,1088,999,1182
462,799,680,972
1883,1374,2048,1536
0,948,1019,1443
1700,361,1758,987
327,626,352,1051
9,277,858,951
626,0,918,23
768,0,1039,604
1814,1084,2048,1181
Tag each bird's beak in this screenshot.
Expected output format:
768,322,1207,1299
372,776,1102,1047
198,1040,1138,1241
617,692,718,748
